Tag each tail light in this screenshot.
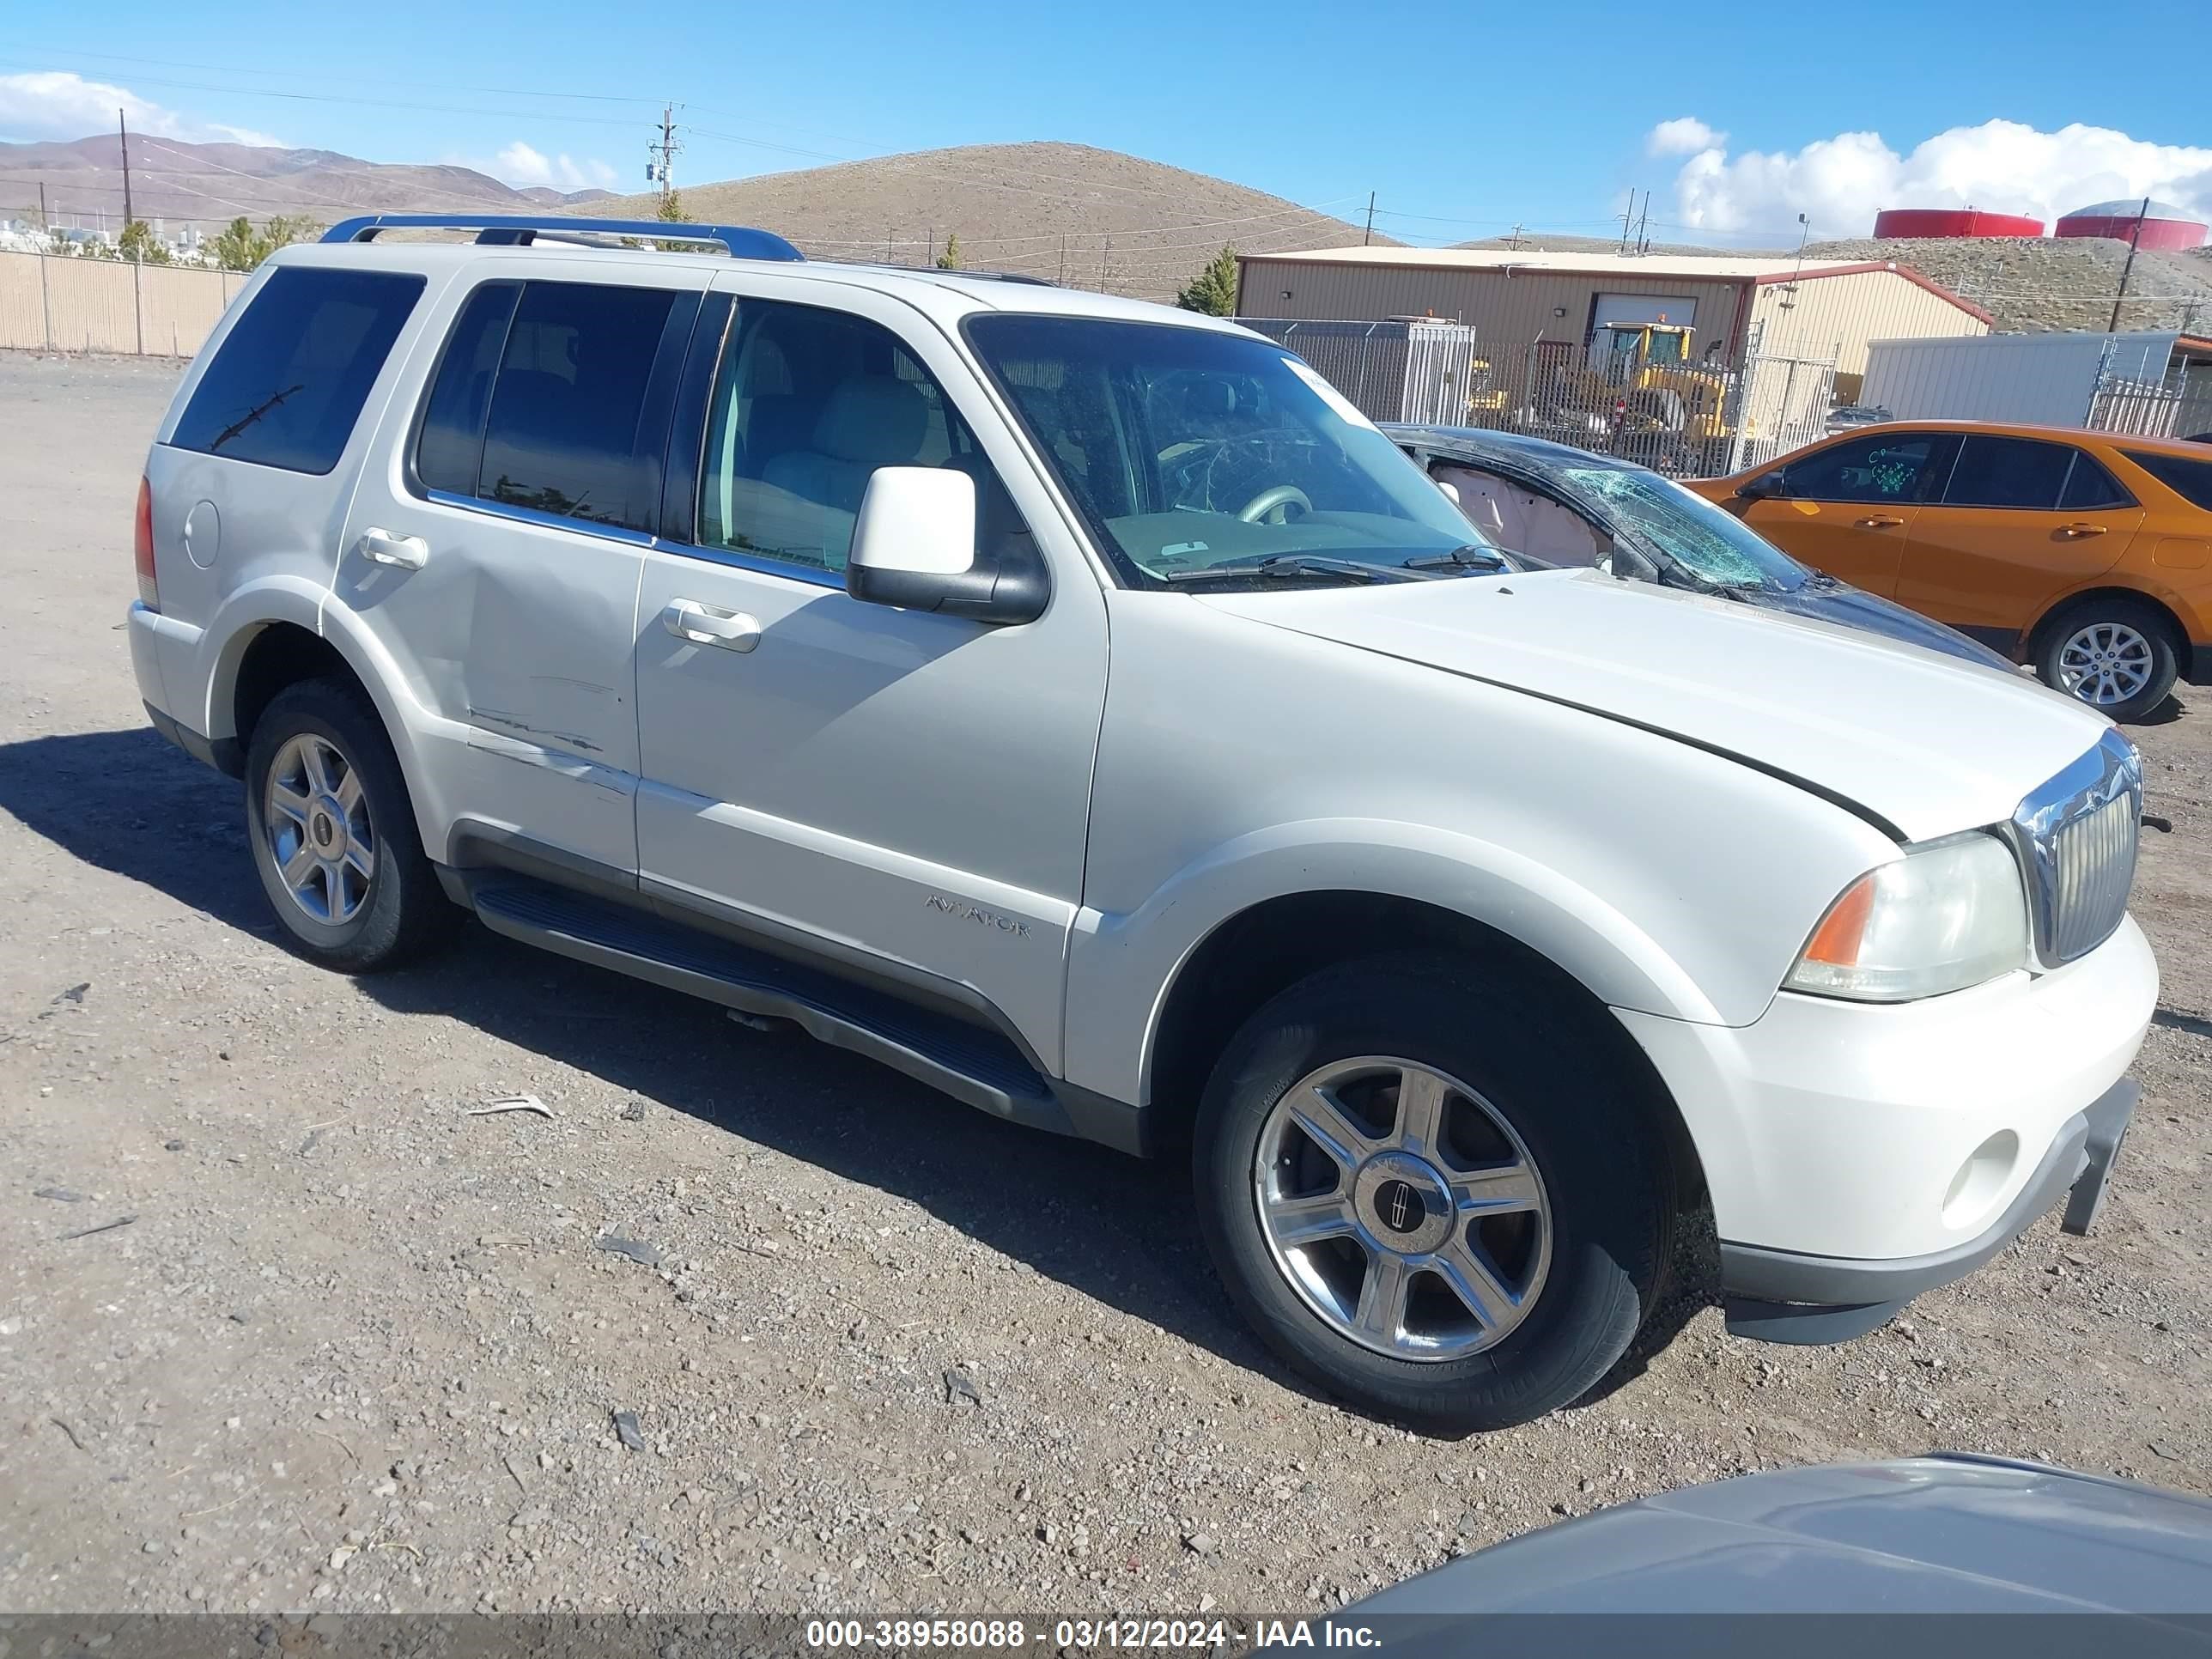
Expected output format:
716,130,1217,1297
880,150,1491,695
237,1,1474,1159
134,477,158,610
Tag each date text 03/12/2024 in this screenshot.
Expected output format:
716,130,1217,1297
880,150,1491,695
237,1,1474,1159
800,1618,1382,1650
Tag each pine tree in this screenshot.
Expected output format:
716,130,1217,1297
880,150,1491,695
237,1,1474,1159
118,219,171,264
1176,246,1240,315
935,233,962,270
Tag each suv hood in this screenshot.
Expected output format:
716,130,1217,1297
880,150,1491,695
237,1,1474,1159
1199,569,2110,843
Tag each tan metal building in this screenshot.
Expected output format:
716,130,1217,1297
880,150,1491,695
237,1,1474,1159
1234,246,1990,380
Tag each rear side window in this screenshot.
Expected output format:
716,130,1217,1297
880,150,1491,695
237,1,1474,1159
172,267,423,475
416,281,689,533
2058,451,2134,511
1941,435,2070,510
2122,449,2212,511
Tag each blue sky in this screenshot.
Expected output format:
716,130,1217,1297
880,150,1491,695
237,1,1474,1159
4,0,2209,244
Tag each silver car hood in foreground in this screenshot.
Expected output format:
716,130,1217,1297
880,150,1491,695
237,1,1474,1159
1201,569,2110,843
1340,1455,2212,1616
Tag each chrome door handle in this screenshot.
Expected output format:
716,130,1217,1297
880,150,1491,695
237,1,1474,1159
662,599,762,652
2059,522,2107,538
358,526,429,569
1855,514,1906,529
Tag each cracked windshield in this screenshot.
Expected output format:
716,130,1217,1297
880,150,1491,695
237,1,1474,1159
967,315,1492,585
1563,465,1808,592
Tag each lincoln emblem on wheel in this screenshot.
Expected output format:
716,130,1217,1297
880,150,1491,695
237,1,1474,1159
1374,1178,1426,1235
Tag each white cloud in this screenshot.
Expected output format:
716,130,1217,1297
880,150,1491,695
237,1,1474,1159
1649,117,2212,239
493,141,617,192
1647,117,1723,158
0,70,283,148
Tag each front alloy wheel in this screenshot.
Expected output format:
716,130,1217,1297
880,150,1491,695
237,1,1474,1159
1255,1057,1551,1359
1194,952,1672,1432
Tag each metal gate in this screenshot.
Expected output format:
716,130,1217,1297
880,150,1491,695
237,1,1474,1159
1231,318,1485,425
2087,340,2189,436
1722,343,1838,474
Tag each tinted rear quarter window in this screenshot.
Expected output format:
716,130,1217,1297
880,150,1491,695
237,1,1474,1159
172,267,424,475
2059,451,2134,512
1942,434,2069,510
473,282,684,532
2122,449,2212,511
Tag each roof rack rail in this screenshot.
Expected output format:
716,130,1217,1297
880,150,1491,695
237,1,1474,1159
320,215,805,263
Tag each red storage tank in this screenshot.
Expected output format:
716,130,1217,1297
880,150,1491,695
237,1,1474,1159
2054,199,2208,250
1874,208,2045,239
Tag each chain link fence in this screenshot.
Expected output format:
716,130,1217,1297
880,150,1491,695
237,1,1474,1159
1241,316,1838,477
0,250,242,357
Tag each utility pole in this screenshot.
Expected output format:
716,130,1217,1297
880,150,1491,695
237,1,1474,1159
647,103,682,210
1362,191,1376,246
1098,238,1111,293
1508,222,1522,250
1058,232,1066,284
1620,192,1636,253
1634,192,1650,253
118,107,135,228
2106,196,2152,334
37,182,48,229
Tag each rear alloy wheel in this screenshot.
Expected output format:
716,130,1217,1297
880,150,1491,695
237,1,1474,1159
1194,951,1673,1431
2037,600,2179,722
244,678,458,973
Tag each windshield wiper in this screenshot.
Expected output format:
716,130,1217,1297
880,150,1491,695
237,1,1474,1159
1156,555,1407,586
1402,544,1510,573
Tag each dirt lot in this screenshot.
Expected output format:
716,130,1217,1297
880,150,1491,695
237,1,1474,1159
1,351,2207,1618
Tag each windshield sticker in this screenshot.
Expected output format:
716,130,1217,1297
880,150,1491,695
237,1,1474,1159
1281,357,1379,431
1160,541,1211,558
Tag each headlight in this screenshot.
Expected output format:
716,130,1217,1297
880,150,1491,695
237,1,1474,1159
1785,833,2029,1002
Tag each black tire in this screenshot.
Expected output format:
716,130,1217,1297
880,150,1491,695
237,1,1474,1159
2033,598,2180,723
1193,951,1674,1431
243,677,459,973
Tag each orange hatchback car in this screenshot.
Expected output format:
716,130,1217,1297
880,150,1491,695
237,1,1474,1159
1690,423,2212,720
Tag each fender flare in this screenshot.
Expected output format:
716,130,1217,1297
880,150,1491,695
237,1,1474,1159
1060,817,1723,1109
199,584,456,853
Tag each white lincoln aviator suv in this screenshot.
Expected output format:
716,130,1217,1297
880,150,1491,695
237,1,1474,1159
127,215,2155,1429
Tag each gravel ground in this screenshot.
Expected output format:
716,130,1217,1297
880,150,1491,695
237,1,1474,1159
1,350,2207,1618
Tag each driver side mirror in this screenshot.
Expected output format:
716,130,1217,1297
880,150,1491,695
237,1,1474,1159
1735,470,1785,501
847,466,1046,625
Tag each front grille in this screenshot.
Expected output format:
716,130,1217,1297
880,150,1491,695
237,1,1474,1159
2047,791,2139,961
2009,729,2142,968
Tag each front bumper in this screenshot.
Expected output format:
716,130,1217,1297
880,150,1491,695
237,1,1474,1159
1617,915,2156,1343
1720,1075,2136,1342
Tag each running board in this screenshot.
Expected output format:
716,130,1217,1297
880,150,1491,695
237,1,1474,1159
467,878,1073,1135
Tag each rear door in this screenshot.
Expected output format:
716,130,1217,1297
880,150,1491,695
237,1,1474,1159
1893,434,2142,641
1734,428,1956,595
337,258,710,875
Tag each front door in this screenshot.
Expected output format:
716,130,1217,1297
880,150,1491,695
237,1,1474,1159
629,279,1109,1072
338,261,708,873
1893,434,2142,638
1735,428,1957,595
